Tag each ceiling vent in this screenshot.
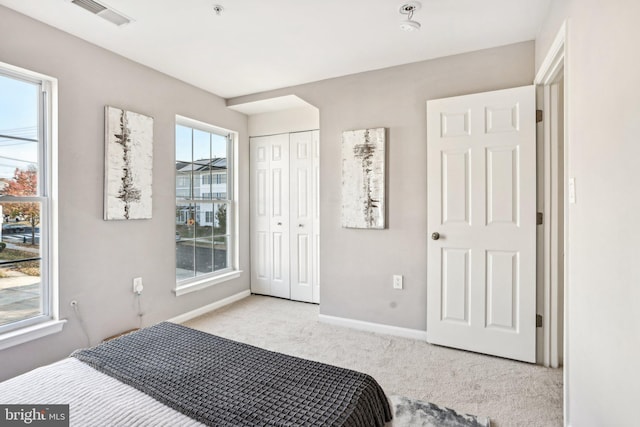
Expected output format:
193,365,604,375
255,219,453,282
70,0,132,26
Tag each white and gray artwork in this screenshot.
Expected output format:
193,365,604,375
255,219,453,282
104,106,153,220
341,128,386,229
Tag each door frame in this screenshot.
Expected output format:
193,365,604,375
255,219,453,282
534,18,569,424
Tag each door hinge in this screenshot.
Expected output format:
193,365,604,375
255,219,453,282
536,109,543,123
536,314,543,328
537,212,543,225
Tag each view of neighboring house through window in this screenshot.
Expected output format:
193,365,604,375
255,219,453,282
0,67,53,333
175,118,234,285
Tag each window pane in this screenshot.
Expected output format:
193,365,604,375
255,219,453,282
196,203,214,238
213,203,228,236
175,125,193,200
201,174,212,200
0,201,41,327
212,133,228,199
176,202,195,239
195,238,213,276
214,236,228,271
175,125,192,163
175,202,194,281
0,74,40,194
176,170,192,199
212,133,227,159
211,170,227,200
193,129,210,163
176,239,194,281
0,260,41,327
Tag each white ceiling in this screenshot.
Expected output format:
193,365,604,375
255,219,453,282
0,0,551,99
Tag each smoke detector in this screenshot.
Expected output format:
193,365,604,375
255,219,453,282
213,5,224,16
70,0,132,26
399,1,422,32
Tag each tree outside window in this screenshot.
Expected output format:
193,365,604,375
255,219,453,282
2,166,39,245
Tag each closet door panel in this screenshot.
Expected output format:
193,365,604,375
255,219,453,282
250,137,272,295
250,134,290,298
269,134,291,299
290,131,314,302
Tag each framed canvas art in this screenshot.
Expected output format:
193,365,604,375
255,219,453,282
104,106,153,220
341,127,386,229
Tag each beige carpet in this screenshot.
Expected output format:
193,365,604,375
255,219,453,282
185,295,563,427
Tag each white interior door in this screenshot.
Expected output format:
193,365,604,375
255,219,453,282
426,85,537,363
250,134,290,299
290,131,315,302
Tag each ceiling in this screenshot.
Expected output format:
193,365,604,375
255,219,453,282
0,0,551,99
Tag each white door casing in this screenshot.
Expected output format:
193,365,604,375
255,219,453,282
250,134,290,299
312,130,320,303
426,85,537,363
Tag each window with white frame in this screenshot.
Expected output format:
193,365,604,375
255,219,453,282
0,63,58,340
175,116,236,289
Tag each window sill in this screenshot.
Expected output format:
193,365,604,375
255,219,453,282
0,319,67,351
174,270,242,296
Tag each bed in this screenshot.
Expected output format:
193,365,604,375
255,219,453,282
0,322,392,426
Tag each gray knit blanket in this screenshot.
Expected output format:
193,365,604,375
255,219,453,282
72,322,392,427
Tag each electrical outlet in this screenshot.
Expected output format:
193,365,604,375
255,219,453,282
133,277,143,294
393,275,403,290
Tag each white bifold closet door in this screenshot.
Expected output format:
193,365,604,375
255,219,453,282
250,130,320,303
250,133,290,299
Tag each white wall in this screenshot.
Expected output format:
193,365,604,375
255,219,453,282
249,105,319,137
536,1,640,425
0,6,250,380
229,42,535,331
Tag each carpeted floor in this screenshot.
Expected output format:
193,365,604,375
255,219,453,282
184,295,563,427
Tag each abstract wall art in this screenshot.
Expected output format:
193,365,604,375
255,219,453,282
104,106,153,220
341,127,386,229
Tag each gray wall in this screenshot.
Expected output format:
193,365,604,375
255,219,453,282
536,1,640,425
248,105,319,137
229,42,535,330
0,6,250,380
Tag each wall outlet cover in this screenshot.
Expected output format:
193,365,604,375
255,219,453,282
393,275,403,290
133,277,143,294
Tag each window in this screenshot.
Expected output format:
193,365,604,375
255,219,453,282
0,62,61,346
175,116,238,294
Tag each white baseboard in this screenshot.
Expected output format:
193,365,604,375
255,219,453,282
318,314,427,341
168,289,251,324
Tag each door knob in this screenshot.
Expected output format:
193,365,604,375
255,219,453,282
431,232,440,241
298,224,304,228
277,222,282,226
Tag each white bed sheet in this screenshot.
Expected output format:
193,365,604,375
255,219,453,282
0,358,204,427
